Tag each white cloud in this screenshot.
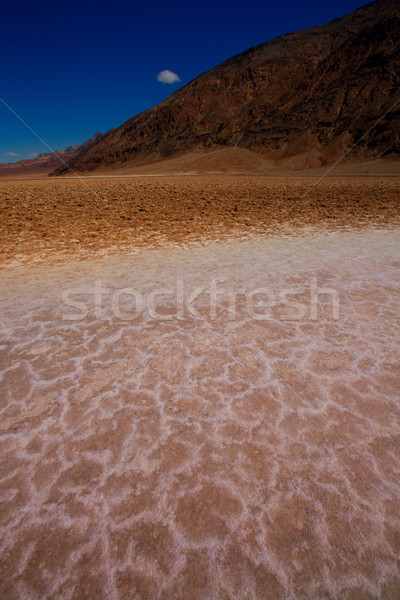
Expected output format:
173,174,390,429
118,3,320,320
157,69,181,84
3,151,20,156
28,153,38,157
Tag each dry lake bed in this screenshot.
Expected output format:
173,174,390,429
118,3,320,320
0,176,400,599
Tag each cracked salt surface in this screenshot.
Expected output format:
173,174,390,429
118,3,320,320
1,228,400,599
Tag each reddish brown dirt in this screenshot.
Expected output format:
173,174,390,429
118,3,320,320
0,175,399,267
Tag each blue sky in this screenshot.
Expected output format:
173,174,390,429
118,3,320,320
0,0,369,163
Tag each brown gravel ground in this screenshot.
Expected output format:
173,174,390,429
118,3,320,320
0,175,399,266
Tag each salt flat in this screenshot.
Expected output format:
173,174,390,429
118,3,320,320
1,226,400,599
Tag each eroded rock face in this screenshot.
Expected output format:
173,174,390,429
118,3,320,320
54,0,400,174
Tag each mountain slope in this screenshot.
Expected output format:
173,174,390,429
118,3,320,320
54,0,400,175
0,133,104,178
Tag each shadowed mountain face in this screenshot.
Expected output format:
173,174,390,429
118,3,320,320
0,133,104,177
54,0,400,174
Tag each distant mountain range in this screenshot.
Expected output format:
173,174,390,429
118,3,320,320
51,0,399,175
0,133,104,177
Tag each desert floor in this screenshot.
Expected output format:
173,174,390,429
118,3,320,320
0,176,400,599
0,175,399,266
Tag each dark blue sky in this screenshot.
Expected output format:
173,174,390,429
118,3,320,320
1,0,369,162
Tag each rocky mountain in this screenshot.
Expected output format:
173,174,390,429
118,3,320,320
0,132,104,177
54,0,399,174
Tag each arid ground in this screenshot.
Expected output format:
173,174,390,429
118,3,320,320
0,175,399,266
1,176,400,599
